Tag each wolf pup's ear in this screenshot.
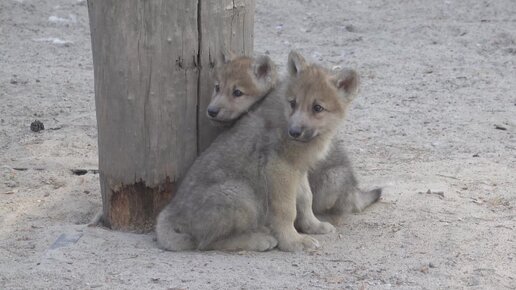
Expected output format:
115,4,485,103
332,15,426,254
332,68,359,103
253,55,273,79
287,50,308,77
252,55,277,90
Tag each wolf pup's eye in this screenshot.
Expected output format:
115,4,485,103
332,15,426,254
313,104,324,113
214,84,220,93
233,89,243,97
289,99,296,109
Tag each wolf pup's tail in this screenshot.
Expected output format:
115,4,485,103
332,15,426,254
353,187,382,212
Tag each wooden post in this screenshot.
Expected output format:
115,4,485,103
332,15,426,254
88,0,255,232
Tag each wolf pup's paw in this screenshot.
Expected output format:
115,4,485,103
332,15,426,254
279,235,320,251
301,235,320,250
251,234,278,251
310,221,336,234
298,220,336,234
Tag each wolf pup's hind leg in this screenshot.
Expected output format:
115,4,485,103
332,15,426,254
156,210,196,251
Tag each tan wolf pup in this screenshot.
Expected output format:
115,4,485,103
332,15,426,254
156,51,358,251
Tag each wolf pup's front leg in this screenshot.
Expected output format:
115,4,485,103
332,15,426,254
295,173,336,234
267,159,320,252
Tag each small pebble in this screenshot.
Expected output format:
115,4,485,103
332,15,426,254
6,181,17,188
494,124,507,130
30,120,45,132
345,24,356,32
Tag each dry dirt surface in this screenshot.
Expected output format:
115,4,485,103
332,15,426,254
1,0,515,289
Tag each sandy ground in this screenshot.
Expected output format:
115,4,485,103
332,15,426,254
1,0,515,289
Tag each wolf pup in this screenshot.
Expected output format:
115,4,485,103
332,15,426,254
156,51,356,251
205,56,381,226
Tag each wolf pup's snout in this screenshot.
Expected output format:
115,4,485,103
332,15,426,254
207,107,220,118
288,125,316,142
288,126,302,138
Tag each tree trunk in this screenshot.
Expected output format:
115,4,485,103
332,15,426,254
88,0,255,232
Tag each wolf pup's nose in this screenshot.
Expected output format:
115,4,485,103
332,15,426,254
288,127,302,138
207,107,219,118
